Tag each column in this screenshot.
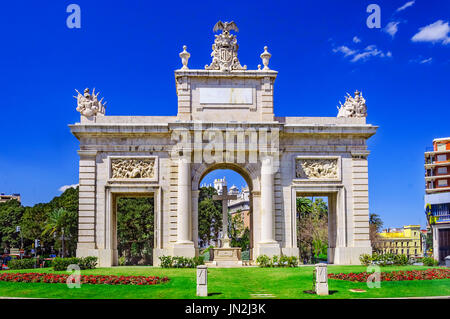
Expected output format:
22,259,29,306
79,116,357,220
173,158,195,257
177,158,192,244
256,157,280,257
192,190,200,250
76,150,97,257
260,157,275,243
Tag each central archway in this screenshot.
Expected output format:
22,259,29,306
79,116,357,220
192,162,259,261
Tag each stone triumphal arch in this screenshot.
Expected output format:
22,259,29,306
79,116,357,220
70,21,377,266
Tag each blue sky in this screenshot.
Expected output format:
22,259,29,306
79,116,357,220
0,1,449,229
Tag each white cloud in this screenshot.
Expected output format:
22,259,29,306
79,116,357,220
420,57,433,64
384,21,400,37
59,184,78,192
333,43,392,63
411,20,450,44
333,45,356,57
396,1,415,12
353,36,361,43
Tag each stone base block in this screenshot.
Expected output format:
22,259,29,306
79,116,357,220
76,243,98,260
281,247,299,257
173,242,196,258
211,247,241,261
197,285,208,297
316,282,329,296
255,242,281,257
97,249,118,267
328,246,371,265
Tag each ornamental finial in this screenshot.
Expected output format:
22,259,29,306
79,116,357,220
179,45,190,70
260,46,271,70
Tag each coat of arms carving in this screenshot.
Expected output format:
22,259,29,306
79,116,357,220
205,21,247,72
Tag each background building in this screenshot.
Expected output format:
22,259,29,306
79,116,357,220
378,225,424,258
0,193,21,203
211,178,251,230
424,137,450,262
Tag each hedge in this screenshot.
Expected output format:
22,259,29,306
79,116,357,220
52,256,98,271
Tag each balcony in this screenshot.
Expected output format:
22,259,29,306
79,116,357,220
424,160,450,169
426,186,450,194
425,174,450,181
436,215,450,223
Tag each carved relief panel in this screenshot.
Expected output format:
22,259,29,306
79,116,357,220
108,156,158,182
294,156,341,181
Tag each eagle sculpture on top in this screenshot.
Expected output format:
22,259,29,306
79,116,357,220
205,20,246,71
213,21,239,34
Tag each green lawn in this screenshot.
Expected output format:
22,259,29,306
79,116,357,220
0,265,448,299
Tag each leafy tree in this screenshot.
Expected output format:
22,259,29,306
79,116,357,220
198,187,222,248
230,211,250,251
297,197,328,263
0,199,24,250
369,213,383,232
116,197,154,265
369,213,384,253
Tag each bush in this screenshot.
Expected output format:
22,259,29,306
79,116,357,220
359,254,372,266
256,255,298,267
158,255,205,268
423,256,439,266
256,255,271,267
52,257,98,271
78,256,98,269
287,256,298,267
359,253,412,266
8,258,36,270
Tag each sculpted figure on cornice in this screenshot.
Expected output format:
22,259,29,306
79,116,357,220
74,88,106,117
337,90,367,118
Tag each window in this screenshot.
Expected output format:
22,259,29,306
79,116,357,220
437,143,446,151
437,167,448,175
437,154,447,162
437,179,448,187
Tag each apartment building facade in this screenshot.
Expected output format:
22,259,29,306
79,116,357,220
424,137,450,262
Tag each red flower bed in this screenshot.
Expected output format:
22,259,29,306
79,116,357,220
328,268,450,282
0,273,169,286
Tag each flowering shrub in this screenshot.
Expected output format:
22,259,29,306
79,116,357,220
328,268,450,282
0,272,169,285
359,253,412,266
256,255,298,267
159,255,204,268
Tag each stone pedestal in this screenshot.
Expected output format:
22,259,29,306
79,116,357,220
315,263,329,296
211,247,241,261
196,265,208,297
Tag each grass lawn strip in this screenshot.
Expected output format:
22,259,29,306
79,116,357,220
0,265,447,299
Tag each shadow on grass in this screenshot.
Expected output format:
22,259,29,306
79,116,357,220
208,292,222,296
303,290,338,295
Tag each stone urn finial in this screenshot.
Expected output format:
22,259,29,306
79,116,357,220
260,46,271,70
179,45,190,70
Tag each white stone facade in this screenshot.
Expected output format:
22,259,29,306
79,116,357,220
70,23,377,266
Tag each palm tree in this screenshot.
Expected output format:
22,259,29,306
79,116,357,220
42,208,76,257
